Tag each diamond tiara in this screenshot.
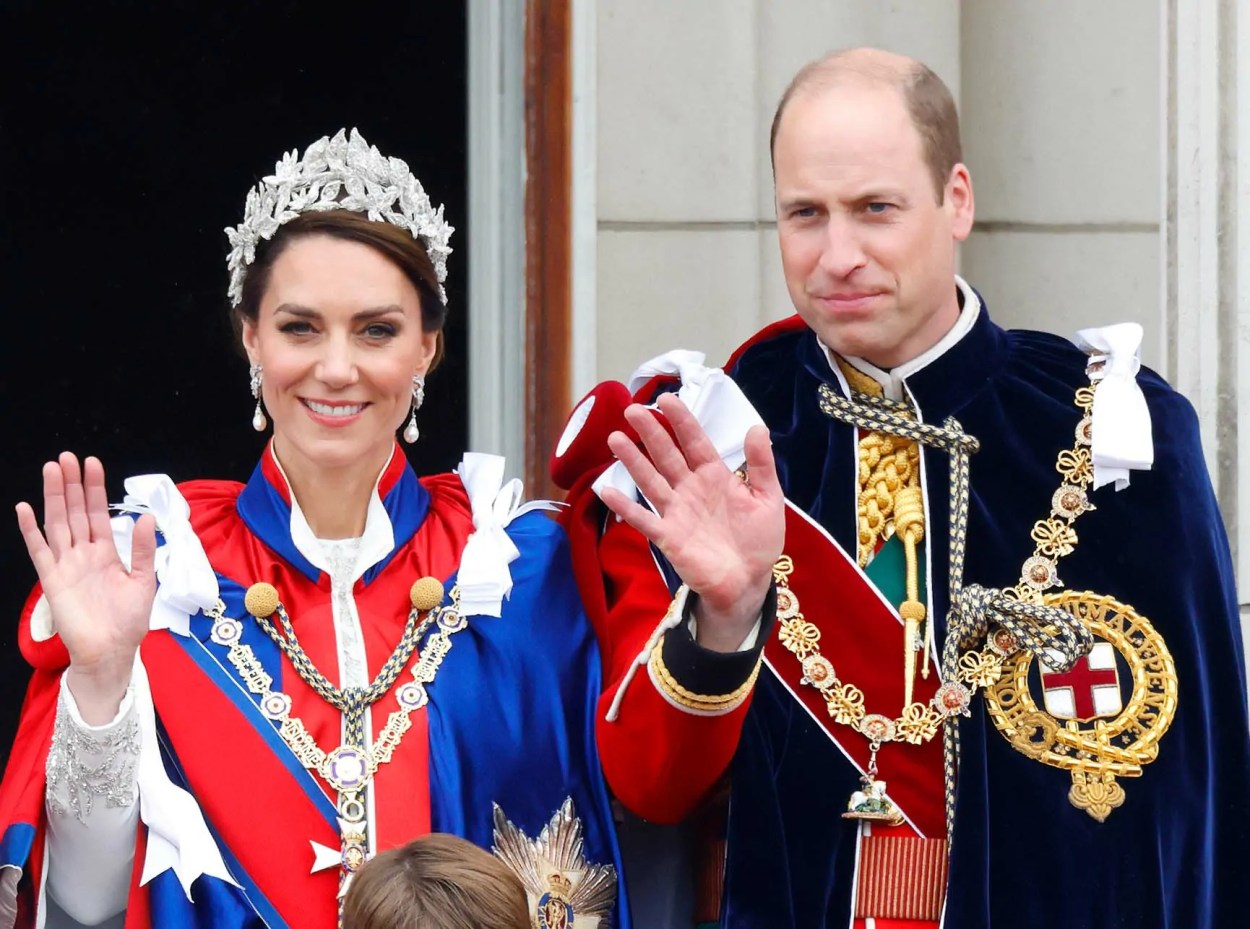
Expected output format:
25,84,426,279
224,128,454,307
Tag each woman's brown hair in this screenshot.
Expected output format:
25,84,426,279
342,833,530,929
230,209,449,365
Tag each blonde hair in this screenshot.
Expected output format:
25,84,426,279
342,833,530,929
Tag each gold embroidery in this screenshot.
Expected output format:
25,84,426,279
648,634,761,714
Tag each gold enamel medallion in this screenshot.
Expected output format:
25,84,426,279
983,590,1177,821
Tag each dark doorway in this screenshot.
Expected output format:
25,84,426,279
0,2,469,754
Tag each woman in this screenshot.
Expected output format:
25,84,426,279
0,129,628,928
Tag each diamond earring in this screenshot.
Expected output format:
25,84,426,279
403,375,425,444
250,363,268,432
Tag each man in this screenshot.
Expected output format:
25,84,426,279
556,48,1250,928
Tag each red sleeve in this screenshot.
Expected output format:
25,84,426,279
0,589,63,926
564,479,759,825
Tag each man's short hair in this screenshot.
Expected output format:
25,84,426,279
342,833,530,929
769,49,963,203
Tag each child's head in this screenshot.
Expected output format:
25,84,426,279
342,833,531,929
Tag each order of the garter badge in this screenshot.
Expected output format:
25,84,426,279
493,798,617,928
983,591,1177,821
976,376,1180,821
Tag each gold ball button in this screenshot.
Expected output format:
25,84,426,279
410,577,445,612
244,582,280,618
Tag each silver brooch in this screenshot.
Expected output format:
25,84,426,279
492,798,617,929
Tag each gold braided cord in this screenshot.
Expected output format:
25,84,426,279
648,635,761,714
857,433,922,566
836,360,926,571
834,360,933,705
894,483,929,698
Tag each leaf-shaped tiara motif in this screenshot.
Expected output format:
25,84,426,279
224,128,454,307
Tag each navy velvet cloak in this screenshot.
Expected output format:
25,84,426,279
720,307,1250,928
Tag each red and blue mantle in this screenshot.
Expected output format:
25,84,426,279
1,444,629,928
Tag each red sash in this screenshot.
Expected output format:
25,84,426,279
762,501,947,839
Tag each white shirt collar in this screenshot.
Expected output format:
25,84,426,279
270,446,397,582
818,276,982,402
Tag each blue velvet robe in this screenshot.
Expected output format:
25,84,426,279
719,306,1250,928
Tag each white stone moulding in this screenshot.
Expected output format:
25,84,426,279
467,0,527,470
1167,0,1249,605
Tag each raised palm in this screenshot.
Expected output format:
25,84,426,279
600,393,785,651
15,453,156,681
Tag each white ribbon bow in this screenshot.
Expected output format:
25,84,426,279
592,349,765,502
133,657,240,896
1073,323,1155,491
100,476,236,898
112,475,220,635
456,453,560,618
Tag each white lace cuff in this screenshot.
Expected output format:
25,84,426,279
46,677,141,824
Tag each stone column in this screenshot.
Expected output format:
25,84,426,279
1165,0,1249,641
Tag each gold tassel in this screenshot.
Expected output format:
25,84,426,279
895,486,927,705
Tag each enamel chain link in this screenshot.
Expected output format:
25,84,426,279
205,576,463,923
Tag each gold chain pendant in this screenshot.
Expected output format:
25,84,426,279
842,735,906,825
773,556,1004,819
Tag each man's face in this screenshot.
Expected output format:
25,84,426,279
773,80,973,369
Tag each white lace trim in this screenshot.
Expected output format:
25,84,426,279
46,682,140,825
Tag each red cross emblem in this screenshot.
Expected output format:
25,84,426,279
1039,642,1122,721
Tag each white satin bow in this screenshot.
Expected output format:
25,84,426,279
102,475,237,898
132,657,240,896
112,474,220,635
456,453,560,618
593,349,765,502
1073,323,1155,491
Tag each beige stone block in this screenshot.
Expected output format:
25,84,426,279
596,228,761,379
960,0,1160,224
755,0,962,219
598,0,759,222
961,229,1163,370
758,226,796,326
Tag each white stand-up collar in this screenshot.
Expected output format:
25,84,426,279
270,446,397,583
819,276,982,402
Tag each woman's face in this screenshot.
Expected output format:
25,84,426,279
242,234,438,477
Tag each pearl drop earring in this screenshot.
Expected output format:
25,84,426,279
403,375,425,443
250,363,268,432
